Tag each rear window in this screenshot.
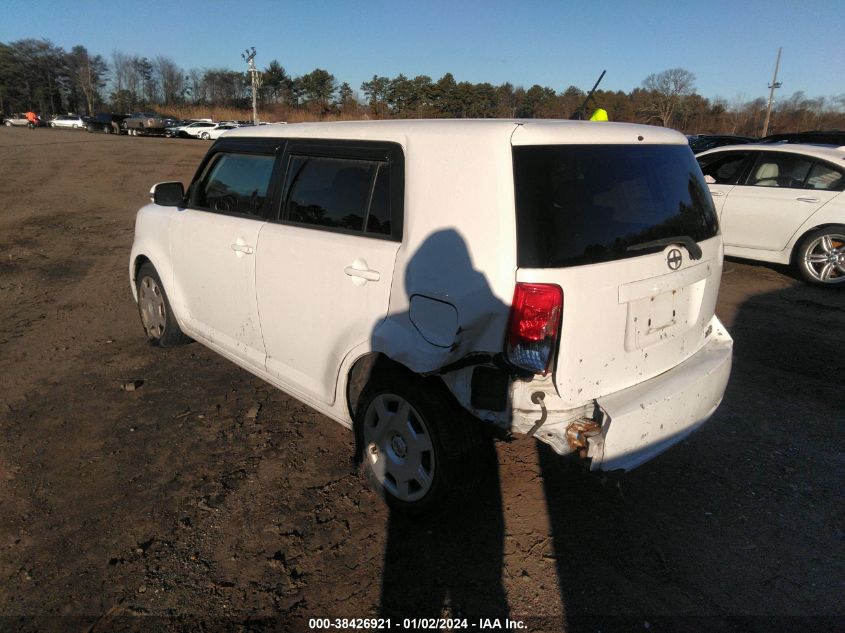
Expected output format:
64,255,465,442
513,144,719,268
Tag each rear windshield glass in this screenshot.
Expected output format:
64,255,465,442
513,145,719,268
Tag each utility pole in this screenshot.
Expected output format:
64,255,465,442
761,47,782,137
242,47,260,125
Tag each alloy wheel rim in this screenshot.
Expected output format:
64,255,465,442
803,233,845,283
363,393,435,502
138,276,167,338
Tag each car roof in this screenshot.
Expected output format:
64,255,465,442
698,143,845,164
222,118,688,147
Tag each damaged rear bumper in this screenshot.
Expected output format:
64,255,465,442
523,321,733,471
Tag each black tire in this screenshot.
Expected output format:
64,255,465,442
355,371,485,515
794,225,845,286
135,262,190,347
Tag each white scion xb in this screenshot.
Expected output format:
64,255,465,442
130,120,733,514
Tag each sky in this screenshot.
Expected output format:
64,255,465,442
2,0,843,104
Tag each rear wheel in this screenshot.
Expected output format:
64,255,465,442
796,226,845,285
355,372,485,515
200,132,210,140
135,262,190,347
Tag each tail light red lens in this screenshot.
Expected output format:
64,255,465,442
506,283,563,375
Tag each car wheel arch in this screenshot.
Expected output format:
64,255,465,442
790,223,845,265
131,251,193,330
346,353,416,422
132,254,152,287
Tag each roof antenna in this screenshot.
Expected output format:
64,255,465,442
571,70,606,120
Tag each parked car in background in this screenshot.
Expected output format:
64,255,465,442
86,113,128,134
164,120,190,137
698,143,845,285
3,113,29,126
49,114,90,129
124,112,170,136
198,123,241,140
130,120,733,514
689,134,757,154
759,130,845,147
3,113,44,127
173,120,218,138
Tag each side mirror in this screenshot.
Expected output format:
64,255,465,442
150,181,185,206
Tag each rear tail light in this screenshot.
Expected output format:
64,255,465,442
505,283,563,375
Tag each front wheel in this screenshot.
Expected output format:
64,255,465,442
796,226,845,285
355,373,485,515
135,262,191,346
200,132,210,140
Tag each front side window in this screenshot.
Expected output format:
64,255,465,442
697,151,753,185
745,152,813,188
194,152,275,216
283,156,385,234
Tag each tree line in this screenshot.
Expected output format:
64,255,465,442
2,38,843,135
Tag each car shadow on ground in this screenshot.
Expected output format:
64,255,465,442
724,256,796,282
374,247,843,632
540,279,843,632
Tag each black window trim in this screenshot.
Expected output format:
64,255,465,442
186,137,285,221
272,138,405,242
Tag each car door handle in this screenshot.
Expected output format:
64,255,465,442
344,266,380,282
709,190,725,196
230,243,254,255
796,197,820,203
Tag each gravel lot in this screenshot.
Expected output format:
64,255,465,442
0,126,842,633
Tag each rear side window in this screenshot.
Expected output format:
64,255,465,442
194,152,275,216
745,152,813,189
514,145,719,268
697,151,753,185
805,162,844,191
282,156,391,236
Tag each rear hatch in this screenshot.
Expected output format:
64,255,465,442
511,139,723,407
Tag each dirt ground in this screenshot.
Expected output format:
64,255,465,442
0,127,842,633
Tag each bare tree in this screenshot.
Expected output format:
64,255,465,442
111,51,129,96
68,46,107,114
155,56,184,106
640,68,696,127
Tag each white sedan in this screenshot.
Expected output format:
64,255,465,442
199,123,241,140
50,115,88,129
175,121,217,138
698,143,845,285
